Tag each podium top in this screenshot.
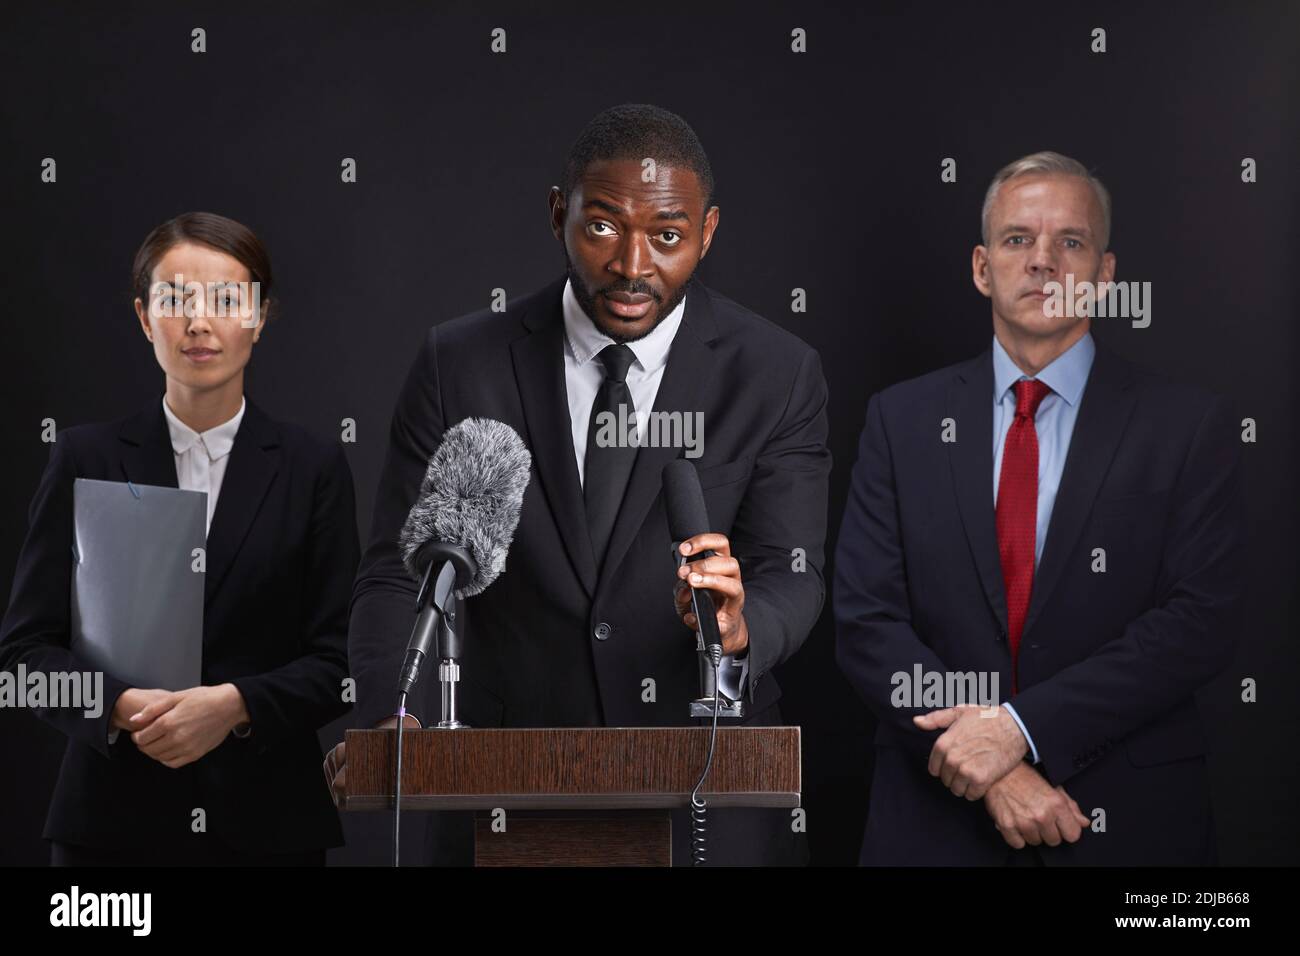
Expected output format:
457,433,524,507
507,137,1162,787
344,725,801,811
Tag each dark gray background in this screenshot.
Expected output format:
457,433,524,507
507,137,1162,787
2,0,1296,865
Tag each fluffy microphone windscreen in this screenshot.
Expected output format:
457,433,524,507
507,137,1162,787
399,418,532,597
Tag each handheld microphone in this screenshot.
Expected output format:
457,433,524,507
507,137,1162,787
663,459,723,662
395,418,531,704
663,458,738,867
387,418,531,867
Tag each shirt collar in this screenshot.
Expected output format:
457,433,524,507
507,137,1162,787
162,396,246,461
561,278,685,376
992,331,1095,407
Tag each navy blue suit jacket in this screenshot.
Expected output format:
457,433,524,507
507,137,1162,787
834,344,1245,865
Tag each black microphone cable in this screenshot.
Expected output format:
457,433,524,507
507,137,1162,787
394,694,407,867
691,648,723,867
394,556,438,869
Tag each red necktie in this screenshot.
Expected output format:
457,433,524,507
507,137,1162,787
996,378,1052,693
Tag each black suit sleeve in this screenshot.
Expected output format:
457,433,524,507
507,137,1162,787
229,441,358,747
0,432,132,757
732,347,832,705
348,326,445,728
1010,396,1246,785
833,393,949,765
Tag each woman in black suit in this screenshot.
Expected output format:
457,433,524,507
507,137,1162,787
0,212,358,865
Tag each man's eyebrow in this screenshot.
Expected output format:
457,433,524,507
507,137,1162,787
997,222,1094,237
582,199,692,223
583,199,628,218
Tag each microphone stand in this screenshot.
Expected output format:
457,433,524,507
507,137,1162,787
399,542,476,728
393,542,476,866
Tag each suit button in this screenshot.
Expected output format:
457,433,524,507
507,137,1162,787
594,622,611,641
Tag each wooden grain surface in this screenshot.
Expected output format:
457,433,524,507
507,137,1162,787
345,726,800,811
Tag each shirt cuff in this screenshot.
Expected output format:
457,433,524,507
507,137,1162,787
718,653,748,701
1002,702,1040,764
107,727,120,746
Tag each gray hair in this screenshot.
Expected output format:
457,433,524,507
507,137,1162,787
980,151,1112,250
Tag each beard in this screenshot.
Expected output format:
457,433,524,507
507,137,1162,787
564,250,692,344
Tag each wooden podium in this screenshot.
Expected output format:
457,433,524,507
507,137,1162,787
343,726,800,866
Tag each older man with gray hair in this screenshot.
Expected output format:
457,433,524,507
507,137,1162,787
834,150,1245,865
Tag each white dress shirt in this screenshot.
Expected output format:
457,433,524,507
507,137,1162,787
562,279,684,484
561,280,749,700
162,396,246,536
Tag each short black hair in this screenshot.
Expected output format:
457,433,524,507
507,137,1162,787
560,103,715,210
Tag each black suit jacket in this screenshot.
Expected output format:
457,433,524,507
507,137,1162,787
0,398,358,854
349,275,831,865
834,343,1245,865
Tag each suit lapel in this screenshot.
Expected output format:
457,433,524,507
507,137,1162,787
510,277,599,598
1021,346,1136,641
596,280,717,597
117,400,180,490
202,400,280,605
117,397,280,606
946,349,1009,633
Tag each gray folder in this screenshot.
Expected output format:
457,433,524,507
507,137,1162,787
70,478,205,690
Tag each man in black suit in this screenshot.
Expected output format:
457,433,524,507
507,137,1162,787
330,103,830,865
834,152,1244,865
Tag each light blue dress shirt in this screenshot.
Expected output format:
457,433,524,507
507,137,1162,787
992,332,1095,764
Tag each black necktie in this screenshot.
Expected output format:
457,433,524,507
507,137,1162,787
584,343,638,567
